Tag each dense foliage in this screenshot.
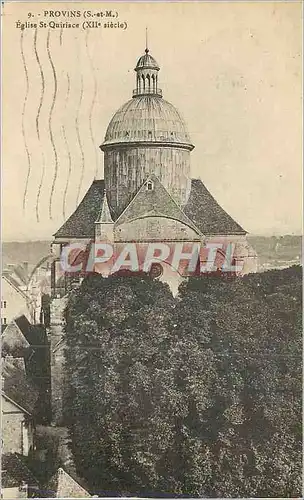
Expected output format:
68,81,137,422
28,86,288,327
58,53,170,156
64,266,302,497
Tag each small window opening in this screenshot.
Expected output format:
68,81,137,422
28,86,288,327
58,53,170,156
146,181,154,191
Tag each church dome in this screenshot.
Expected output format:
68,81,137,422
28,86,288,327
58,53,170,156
102,95,193,148
101,45,194,211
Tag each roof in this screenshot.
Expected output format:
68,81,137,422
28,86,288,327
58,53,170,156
2,274,29,301
12,264,29,285
45,467,91,498
54,178,245,240
116,174,200,233
2,356,39,415
184,179,246,235
54,180,105,239
101,95,193,148
2,453,39,489
1,320,30,356
135,49,160,70
14,315,47,346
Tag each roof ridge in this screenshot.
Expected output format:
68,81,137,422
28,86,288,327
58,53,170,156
2,275,29,301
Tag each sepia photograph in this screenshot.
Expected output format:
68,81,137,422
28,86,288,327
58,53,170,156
1,1,302,498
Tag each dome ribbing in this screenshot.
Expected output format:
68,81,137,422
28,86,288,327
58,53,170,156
102,96,193,149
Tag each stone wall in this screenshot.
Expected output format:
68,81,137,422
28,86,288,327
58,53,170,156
2,397,33,455
50,297,68,425
115,216,199,242
2,486,27,499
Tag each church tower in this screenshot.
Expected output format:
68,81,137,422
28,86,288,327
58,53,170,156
100,46,194,214
52,42,257,296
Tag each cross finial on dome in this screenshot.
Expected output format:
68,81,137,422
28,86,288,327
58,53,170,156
145,27,149,53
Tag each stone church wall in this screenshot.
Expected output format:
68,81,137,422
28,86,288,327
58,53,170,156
115,216,199,242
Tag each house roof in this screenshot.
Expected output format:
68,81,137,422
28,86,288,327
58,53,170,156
2,357,39,415
2,274,29,301
14,315,47,346
184,179,246,235
1,320,30,356
45,467,91,498
53,178,246,240
2,453,39,489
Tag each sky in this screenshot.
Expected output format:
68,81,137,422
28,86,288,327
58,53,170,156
2,1,302,241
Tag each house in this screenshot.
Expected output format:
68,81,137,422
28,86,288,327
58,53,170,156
2,316,52,424
1,357,40,498
1,274,29,328
1,261,48,327
1,453,39,499
2,356,39,456
1,320,30,357
43,467,91,498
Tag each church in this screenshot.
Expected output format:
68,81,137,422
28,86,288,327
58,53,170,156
51,45,257,295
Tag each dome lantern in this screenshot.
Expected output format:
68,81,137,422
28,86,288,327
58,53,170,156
133,45,162,98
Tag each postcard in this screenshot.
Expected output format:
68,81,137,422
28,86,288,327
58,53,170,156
1,2,302,498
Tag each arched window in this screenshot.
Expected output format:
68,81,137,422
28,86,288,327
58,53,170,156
146,74,151,92
152,74,156,93
146,180,154,191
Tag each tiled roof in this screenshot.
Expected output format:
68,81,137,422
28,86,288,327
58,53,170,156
2,453,39,489
184,179,246,235
2,357,39,415
54,180,105,239
14,315,32,341
1,274,29,301
15,315,48,346
54,178,245,240
1,320,30,357
45,467,91,498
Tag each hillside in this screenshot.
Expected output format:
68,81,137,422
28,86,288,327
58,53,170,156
2,236,301,271
2,241,52,268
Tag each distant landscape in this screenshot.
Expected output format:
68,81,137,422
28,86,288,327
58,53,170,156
247,235,301,271
2,236,301,272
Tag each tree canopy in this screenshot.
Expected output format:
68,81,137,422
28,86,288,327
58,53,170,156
63,266,302,497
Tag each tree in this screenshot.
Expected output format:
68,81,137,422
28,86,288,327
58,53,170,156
63,267,302,497
175,267,302,497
